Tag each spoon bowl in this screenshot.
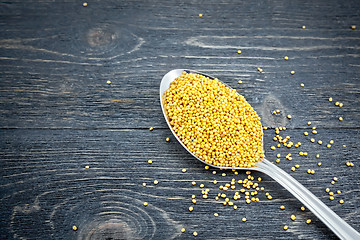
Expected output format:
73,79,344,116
160,69,360,240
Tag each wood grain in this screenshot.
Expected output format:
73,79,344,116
0,0,359,239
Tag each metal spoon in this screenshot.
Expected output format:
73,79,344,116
160,69,360,240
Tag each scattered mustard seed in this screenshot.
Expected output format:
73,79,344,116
83,2,87,7
339,117,343,121
154,180,159,185
242,217,247,222
149,127,154,131
284,56,289,60
237,50,242,54
72,225,78,231
181,228,185,233
142,183,146,187
307,121,311,125
182,168,187,173
302,25,306,29
328,97,333,102
280,205,285,210
238,80,243,84
301,206,305,211
193,231,198,236
339,199,344,204
148,160,153,164
107,80,111,85
300,83,304,87
287,115,292,119
189,206,194,212
290,71,295,75
318,162,322,166
306,219,312,224
166,137,170,142
198,13,203,17
85,165,90,169
351,25,356,30
144,202,148,206
214,213,219,217
284,225,289,230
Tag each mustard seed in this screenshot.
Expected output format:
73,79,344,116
181,228,185,233
72,225,78,231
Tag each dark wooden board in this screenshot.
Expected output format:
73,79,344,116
0,0,360,239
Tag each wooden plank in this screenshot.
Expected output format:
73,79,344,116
0,128,359,239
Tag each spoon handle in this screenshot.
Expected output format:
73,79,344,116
257,159,360,240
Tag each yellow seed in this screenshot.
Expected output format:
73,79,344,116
291,167,295,171
311,170,315,174
284,225,288,230
200,184,204,188
271,146,276,150
306,219,312,224
189,206,194,212
276,159,280,163
339,103,343,107
318,140,322,145
300,83,304,87
328,97,333,102
343,145,346,148
290,71,295,75
144,202,148,206
284,56,289,60
238,80,243,84
166,137,170,142
303,152,308,156
302,25,306,29
299,152,304,156
148,160,153,164
330,140,334,144
295,164,300,169
310,138,315,143
142,183,146,187
339,199,344,204
72,225,78,231
318,162,322,166
192,181,196,186
234,205,238,210
329,191,334,196
351,25,356,30
337,190,341,194
242,218,247,222
154,180,159,185
280,205,285,210
287,115,292,119
193,231,198,236
304,132,309,136
257,67,263,73
237,50,242,54
330,196,334,200
312,130,317,134
301,206,305,211
335,102,340,106
325,188,330,193
291,215,296,221
339,117,343,121
316,154,320,158
85,165,90,169
267,195,273,200
107,80,111,85
307,169,311,174
331,181,335,185
192,199,196,204
181,228,185,233
214,213,219,217
149,127,154,131
198,13,203,17
276,154,281,158
82,2,87,7
213,180,217,184
307,121,311,125
203,195,208,199
205,166,209,170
